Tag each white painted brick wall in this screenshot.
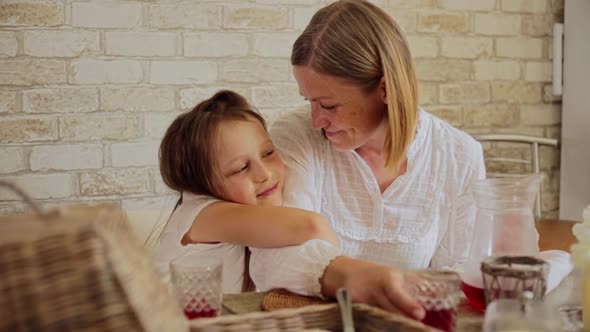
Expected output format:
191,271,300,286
253,33,299,57
474,60,521,80
501,0,548,13
0,116,58,143
0,59,66,85
496,37,543,59
23,88,98,113
0,0,64,27
0,174,73,200
100,87,175,113
148,4,221,29
221,59,290,83
0,0,565,217
520,104,561,125
252,85,302,108
150,61,217,85
223,6,288,30
23,30,100,57
407,36,438,58
72,2,142,28
70,60,143,84
111,141,160,167
184,33,249,58
0,147,26,173
0,31,17,56
59,115,141,141
0,91,17,113
441,36,493,59
525,61,552,82
145,112,178,138
106,32,176,57
474,14,521,35
30,144,103,171
439,0,495,11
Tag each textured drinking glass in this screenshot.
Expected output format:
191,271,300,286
170,253,223,320
406,270,462,332
481,255,548,305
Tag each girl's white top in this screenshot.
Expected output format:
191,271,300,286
154,192,245,294
250,108,486,296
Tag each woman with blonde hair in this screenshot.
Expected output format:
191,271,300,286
249,0,485,320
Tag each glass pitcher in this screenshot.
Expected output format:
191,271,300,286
460,174,543,311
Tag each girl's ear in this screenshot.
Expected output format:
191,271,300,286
379,76,387,104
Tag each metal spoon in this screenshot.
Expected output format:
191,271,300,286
336,288,355,332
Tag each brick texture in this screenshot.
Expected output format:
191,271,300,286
72,2,141,28
0,0,64,27
30,144,103,171
0,0,564,217
79,168,149,197
0,31,17,56
23,88,98,113
59,115,142,141
24,30,100,57
223,6,288,29
0,60,66,85
0,91,17,113
100,87,175,113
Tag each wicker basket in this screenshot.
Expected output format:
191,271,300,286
0,182,187,332
190,303,437,332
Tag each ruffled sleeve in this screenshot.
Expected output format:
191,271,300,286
250,239,341,296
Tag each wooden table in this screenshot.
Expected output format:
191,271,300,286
537,219,578,252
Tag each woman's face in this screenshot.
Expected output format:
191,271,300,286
293,65,388,151
214,118,285,207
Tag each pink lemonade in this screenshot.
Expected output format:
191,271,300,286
183,297,220,320
422,307,457,332
461,280,522,312
183,308,219,320
461,281,487,312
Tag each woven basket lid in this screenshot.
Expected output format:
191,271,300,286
0,194,188,332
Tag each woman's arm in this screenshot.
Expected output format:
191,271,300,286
185,202,339,248
250,244,424,320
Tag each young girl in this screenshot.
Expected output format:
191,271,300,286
155,90,338,294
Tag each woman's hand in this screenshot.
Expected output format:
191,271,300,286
320,256,425,320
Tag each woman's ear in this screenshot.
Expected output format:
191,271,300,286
379,76,387,104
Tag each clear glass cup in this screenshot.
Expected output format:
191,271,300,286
170,253,223,320
406,270,462,332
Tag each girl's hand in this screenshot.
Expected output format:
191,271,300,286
320,256,425,320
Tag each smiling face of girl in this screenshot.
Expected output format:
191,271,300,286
213,118,285,207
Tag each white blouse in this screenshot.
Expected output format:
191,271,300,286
250,108,485,296
154,192,245,294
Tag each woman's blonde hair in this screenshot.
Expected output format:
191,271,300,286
291,0,418,170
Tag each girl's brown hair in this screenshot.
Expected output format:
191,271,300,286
291,0,419,170
159,90,263,292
